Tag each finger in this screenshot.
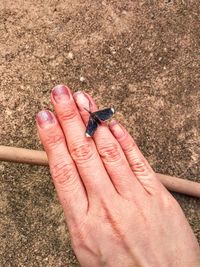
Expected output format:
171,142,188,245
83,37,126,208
36,110,88,222
73,91,147,199
50,85,116,200
109,120,165,195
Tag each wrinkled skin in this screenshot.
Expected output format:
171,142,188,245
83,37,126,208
36,85,200,267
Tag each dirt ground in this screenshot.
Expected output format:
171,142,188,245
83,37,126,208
0,0,199,266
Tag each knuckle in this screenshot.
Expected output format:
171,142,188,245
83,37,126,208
124,142,151,176
51,160,77,189
71,143,94,163
45,133,65,149
99,143,121,163
130,158,146,174
101,201,124,240
159,194,179,212
124,141,137,153
70,218,90,248
58,106,77,121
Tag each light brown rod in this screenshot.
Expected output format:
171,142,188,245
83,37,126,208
0,145,199,198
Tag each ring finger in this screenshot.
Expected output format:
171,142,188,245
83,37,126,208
73,91,146,199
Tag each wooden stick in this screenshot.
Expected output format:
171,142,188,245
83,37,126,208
0,145,48,166
0,145,199,198
156,173,200,198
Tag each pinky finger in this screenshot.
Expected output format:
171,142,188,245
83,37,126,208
109,120,165,195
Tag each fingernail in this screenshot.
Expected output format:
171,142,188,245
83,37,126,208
73,91,90,111
36,110,55,129
109,120,125,139
52,85,71,103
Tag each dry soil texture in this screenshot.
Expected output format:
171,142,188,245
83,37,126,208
0,0,200,266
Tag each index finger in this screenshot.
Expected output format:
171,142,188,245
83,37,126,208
36,110,88,222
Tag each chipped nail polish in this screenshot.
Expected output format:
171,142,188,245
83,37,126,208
36,110,55,129
52,84,71,103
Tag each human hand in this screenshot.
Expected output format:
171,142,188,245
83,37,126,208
36,85,200,267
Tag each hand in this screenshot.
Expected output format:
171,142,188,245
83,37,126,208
36,85,200,267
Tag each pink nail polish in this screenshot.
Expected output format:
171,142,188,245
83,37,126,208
110,121,125,139
36,110,55,129
52,85,71,103
73,91,90,111
109,119,118,127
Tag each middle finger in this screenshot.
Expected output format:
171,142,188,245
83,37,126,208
51,85,116,200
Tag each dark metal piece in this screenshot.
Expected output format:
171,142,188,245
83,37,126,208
85,107,115,137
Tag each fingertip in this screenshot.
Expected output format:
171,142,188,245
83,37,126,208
50,84,74,105
109,119,118,127
52,84,72,95
73,91,98,113
109,120,126,139
73,91,91,111
36,110,56,129
80,92,98,111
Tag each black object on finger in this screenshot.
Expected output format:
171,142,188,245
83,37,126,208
84,108,115,137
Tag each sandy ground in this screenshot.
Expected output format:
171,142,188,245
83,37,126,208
0,0,199,266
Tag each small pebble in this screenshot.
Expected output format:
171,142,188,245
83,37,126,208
67,52,74,60
80,76,85,82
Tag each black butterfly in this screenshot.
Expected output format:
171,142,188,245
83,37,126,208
84,107,115,137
